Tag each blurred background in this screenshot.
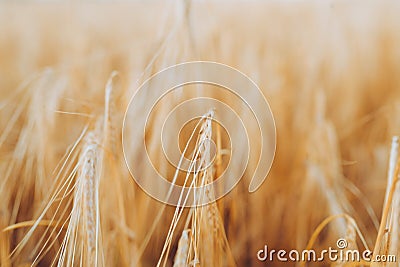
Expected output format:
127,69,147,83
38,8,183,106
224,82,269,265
1,1,400,266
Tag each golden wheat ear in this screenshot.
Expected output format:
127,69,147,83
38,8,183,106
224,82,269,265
372,136,400,265
156,110,214,267
156,110,236,267
54,72,123,267
173,229,191,267
5,72,123,267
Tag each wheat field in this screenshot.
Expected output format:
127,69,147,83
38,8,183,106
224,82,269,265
1,1,400,266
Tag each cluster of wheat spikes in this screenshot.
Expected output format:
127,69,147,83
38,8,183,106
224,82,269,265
1,1,400,266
